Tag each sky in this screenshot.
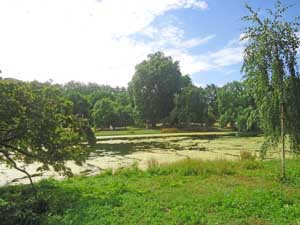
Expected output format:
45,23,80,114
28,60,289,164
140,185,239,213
0,0,299,87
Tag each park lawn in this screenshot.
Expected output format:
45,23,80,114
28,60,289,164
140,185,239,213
1,159,300,225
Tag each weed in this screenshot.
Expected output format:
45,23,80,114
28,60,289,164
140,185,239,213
240,150,257,161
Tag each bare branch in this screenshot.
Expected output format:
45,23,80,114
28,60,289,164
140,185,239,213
0,149,36,193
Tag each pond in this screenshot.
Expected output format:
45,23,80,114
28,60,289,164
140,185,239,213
0,135,265,185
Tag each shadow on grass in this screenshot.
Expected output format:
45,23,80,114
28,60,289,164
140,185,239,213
0,175,134,225
0,180,85,225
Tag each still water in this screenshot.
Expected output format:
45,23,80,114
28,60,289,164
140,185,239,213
0,135,263,185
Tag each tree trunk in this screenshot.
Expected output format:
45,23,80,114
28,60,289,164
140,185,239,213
280,101,286,180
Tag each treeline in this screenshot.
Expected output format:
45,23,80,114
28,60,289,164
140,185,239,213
127,52,260,132
1,53,260,133
1,56,260,133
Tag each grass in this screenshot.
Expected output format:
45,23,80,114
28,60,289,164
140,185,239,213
95,127,162,136
1,158,300,225
94,126,232,137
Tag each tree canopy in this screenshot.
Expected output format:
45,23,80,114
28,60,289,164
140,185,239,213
171,85,208,126
217,81,258,132
129,52,183,127
0,79,95,187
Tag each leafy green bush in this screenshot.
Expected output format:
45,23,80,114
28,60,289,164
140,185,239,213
0,188,48,225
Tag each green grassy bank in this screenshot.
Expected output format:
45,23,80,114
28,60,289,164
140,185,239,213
1,159,300,225
94,127,231,137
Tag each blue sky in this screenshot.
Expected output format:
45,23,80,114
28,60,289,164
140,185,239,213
0,0,299,87
143,0,300,86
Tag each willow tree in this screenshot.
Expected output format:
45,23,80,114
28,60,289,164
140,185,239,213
242,1,300,179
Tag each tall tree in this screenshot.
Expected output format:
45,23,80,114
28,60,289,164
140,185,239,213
92,98,119,129
171,86,208,126
217,81,258,132
242,0,300,178
205,84,219,126
128,52,182,127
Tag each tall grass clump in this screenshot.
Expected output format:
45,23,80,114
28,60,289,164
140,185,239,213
146,159,236,177
240,150,263,170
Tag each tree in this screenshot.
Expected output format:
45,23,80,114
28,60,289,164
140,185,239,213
67,93,91,119
0,80,94,189
128,52,182,127
92,98,119,129
217,81,258,132
205,84,219,126
66,93,96,145
171,86,208,126
114,91,135,127
180,74,193,89
242,0,300,178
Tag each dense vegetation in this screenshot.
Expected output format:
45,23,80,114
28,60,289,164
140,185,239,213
1,158,300,225
0,79,96,187
242,1,300,178
1,59,260,134
0,1,300,224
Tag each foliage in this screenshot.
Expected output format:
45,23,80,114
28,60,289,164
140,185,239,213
129,52,183,127
242,0,300,175
65,93,96,145
204,84,219,126
92,98,119,129
66,93,91,119
2,159,300,224
171,85,208,126
217,81,258,132
92,97,135,129
0,79,94,186
63,81,136,128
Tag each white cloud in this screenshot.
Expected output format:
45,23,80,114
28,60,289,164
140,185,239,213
209,47,243,67
178,35,216,48
0,0,244,87
0,0,210,86
139,17,216,50
162,35,244,76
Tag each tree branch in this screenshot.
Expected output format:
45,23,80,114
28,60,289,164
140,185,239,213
0,149,36,194
0,142,39,159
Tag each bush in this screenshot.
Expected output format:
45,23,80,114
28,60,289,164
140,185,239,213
0,190,48,225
